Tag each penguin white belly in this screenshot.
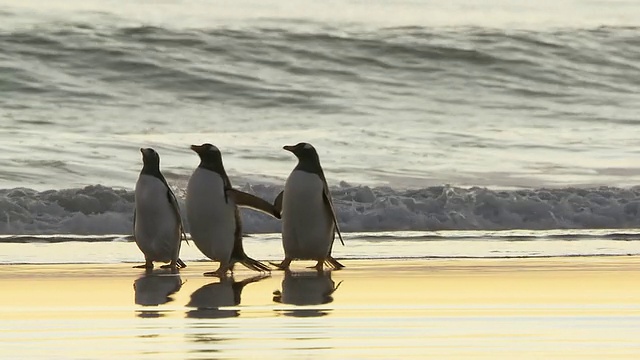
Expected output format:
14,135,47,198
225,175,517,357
282,170,334,260
186,168,236,262
134,175,180,262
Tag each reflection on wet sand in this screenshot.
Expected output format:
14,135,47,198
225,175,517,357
273,270,342,317
133,270,183,318
186,274,270,319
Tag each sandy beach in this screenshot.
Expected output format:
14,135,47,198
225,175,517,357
2,257,640,359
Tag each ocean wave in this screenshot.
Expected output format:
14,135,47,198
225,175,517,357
3,183,640,236
1,23,638,111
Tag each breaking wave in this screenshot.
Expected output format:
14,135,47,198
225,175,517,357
3,183,640,236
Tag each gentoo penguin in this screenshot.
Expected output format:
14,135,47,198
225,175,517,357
134,273,183,306
273,270,342,305
273,270,342,317
272,142,345,271
186,274,269,318
186,143,279,276
134,148,187,273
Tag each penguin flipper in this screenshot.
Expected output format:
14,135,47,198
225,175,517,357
132,209,136,239
273,191,284,218
226,188,280,219
165,189,189,245
322,185,344,246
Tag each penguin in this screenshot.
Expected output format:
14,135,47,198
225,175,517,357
134,148,187,273
271,142,345,271
273,270,342,305
186,143,280,276
134,272,183,306
273,270,342,317
186,274,269,318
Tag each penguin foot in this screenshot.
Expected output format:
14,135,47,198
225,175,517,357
203,269,228,277
203,262,235,277
164,260,178,273
133,260,153,270
309,260,324,272
159,258,186,272
269,258,291,271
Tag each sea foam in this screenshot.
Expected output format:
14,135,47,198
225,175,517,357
2,183,640,235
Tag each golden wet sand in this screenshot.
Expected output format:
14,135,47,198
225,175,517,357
2,257,640,359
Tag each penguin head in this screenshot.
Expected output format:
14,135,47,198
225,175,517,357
283,142,320,163
140,147,160,169
191,143,225,173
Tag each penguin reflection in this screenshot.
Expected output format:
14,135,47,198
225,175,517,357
134,272,183,317
186,274,269,319
273,270,342,317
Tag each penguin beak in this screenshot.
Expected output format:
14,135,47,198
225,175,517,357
283,145,295,152
190,144,202,153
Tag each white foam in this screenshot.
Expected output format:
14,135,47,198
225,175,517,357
2,183,640,235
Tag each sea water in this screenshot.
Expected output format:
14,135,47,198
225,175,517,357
2,0,640,240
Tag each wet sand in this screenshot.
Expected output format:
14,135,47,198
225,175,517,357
2,257,640,359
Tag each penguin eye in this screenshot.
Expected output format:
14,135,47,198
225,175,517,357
302,143,312,150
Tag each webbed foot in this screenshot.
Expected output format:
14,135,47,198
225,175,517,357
203,262,232,277
203,269,227,277
269,258,292,271
307,260,324,272
133,260,153,270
